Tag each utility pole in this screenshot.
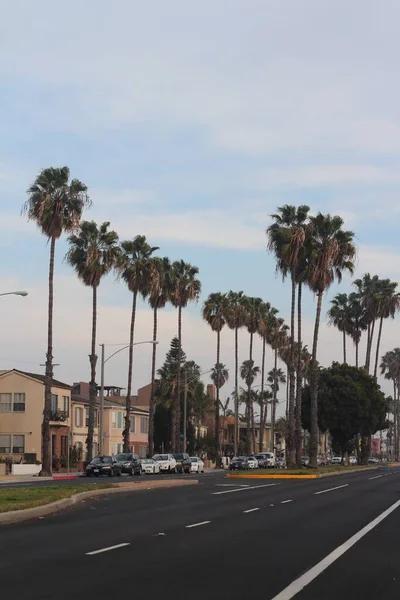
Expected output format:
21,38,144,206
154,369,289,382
99,344,105,455
183,370,188,453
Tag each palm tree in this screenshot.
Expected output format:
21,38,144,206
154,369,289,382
266,204,310,467
373,280,400,378
307,213,356,467
118,236,159,452
267,367,286,453
22,166,90,474
169,260,201,451
327,293,351,364
258,302,276,451
353,273,381,373
267,316,289,454
381,349,400,461
240,359,260,453
211,362,229,462
147,257,172,456
66,221,120,461
244,297,263,454
348,292,367,368
203,293,228,467
223,291,248,455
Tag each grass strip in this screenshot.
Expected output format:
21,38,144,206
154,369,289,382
0,484,114,513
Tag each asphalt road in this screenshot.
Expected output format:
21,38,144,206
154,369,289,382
1,468,400,599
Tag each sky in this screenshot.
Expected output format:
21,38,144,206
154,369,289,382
1,0,400,417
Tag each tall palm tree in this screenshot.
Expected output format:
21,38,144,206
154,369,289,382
147,257,172,456
240,359,260,453
380,349,400,461
22,166,90,474
244,297,263,454
307,213,356,467
66,221,120,461
267,367,286,453
327,293,351,363
373,280,400,378
169,260,201,451
223,291,248,455
266,204,310,467
257,302,276,451
211,362,229,462
203,293,227,467
267,317,289,454
353,273,381,373
118,236,159,452
348,291,367,368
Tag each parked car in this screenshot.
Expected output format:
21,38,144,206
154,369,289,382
113,452,142,475
141,458,161,475
331,456,342,465
317,456,329,466
247,456,259,469
254,452,275,468
189,456,205,473
275,457,286,469
86,456,121,477
229,456,249,470
172,453,192,474
349,456,358,465
153,454,177,473
368,457,379,464
301,456,310,467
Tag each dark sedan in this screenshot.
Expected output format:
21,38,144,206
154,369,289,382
113,453,142,475
229,456,249,470
172,453,191,474
86,456,121,477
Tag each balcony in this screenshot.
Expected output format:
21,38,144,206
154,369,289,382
50,410,69,423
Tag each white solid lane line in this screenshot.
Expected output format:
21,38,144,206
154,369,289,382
86,543,130,556
314,484,348,495
369,475,383,480
270,498,400,600
185,521,211,528
212,483,278,495
243,508,260,513
281,500,293,504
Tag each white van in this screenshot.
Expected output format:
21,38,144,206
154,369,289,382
255,452,275,468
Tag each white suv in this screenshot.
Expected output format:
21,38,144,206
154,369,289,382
153,453,177,473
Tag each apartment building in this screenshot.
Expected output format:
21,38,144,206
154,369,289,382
0,369,72,462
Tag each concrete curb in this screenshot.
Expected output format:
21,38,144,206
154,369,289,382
0,479,198,525
226,466,379,480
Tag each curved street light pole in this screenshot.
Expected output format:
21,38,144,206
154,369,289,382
99,340,158,454
0,290,28,298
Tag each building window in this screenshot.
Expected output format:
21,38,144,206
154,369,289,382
95,410,99,428
0,393,12,413
139,445,147,458
117,412,124,429
85,408,89,428
51,394,58,412
75,407,83,427
61,436,68,458
0,434,11,453
111,444,118,455
129,416,135,433
12,435,25,454
140,417,148,434
62,396,69,416
13,393,26,412
117,443,123,453
112,411,117,428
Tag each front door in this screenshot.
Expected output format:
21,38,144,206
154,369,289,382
51,434,57,457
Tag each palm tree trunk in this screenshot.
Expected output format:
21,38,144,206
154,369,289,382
172,305,183,452
123,291,137,452
148,306,158,457
355,338,359,368
373,317,384,378
234,327,239,456
87,285,98,462
343,330,347,364
271,347,278,454
287,275,296,468
215,330,221,467
295,281,303,467
247,332,253,454
309,291,324,468
366,319,376,373
259,336,266,452
42,236,56,476
251,402,256,454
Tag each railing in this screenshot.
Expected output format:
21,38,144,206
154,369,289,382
50,410,69,422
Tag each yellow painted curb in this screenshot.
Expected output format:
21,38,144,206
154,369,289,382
386,463,399,468
226,474,317,480
0,477,16,481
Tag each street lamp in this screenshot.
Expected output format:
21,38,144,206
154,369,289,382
98,340,158,454
0,290,28,297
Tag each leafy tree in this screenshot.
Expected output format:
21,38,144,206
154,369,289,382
22,166,90,474
117,235,159,452
66,221,120,460
302,363,388,461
